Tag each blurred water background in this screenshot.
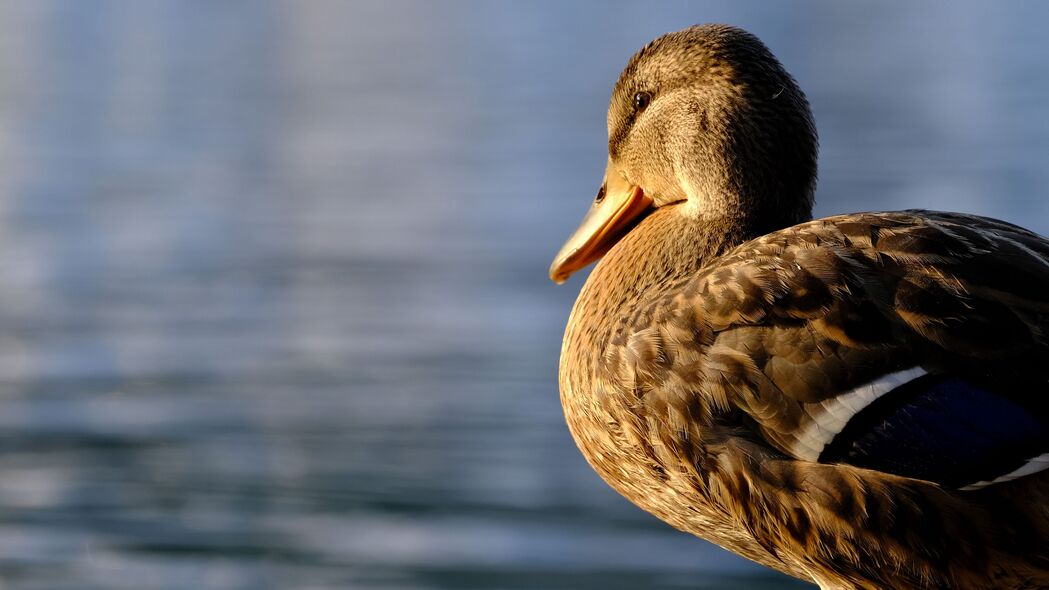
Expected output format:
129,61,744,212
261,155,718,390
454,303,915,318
0,1,1045,589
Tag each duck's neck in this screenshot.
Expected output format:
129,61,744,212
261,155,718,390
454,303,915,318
566,206,746,343
560,206,753,403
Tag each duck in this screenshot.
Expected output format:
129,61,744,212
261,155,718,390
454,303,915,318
549,24,1049,590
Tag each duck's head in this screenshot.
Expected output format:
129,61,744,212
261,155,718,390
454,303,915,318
550,24,818,283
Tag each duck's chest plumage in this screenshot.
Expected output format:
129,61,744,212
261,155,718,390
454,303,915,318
559,210,726,513
558,208,1049,588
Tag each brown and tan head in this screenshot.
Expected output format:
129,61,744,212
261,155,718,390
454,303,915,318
550,24,818,283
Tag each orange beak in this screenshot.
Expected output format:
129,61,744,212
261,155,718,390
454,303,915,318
549,163,654,284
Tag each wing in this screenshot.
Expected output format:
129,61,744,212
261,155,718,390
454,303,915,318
613,210,1049,490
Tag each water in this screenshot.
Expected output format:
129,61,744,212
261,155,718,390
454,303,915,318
0,1,1045,588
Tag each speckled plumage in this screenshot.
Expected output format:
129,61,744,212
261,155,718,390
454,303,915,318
554,25,1049,589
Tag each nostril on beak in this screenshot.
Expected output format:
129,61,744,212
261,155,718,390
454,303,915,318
594,185,606,204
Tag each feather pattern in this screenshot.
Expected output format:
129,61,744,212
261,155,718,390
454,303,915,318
963,453,1049,490
562,209,1049,588
789,367,928,461
817,373,1049,489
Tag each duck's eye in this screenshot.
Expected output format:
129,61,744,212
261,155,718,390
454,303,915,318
633,91,652,112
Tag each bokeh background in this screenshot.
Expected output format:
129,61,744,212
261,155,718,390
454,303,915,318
0,1,1045,589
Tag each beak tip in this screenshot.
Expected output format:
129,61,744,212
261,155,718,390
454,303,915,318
549,179,650,287
549,264,569,284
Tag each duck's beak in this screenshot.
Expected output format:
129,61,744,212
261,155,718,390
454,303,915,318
549,162,654,284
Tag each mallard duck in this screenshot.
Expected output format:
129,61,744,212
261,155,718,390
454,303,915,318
549,24,1049,589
